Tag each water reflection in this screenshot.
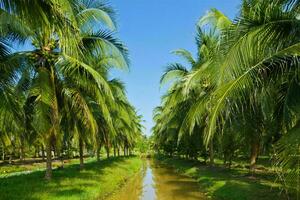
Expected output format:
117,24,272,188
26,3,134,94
142,160,156,199
108,159,206,200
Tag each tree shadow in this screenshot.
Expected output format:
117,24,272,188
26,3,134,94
54,188,85,197
159,157,293,200
0,157,128,200
193,166,288,200
211,181,287,200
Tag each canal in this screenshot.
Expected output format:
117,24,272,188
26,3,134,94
108,159,206,200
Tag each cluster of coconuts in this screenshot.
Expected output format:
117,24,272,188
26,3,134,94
29,40,58,63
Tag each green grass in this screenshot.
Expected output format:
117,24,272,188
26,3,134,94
0,156,142,200
155,155,295,200
0,158,96,176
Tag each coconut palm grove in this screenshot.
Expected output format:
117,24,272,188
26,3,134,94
0,0,300,199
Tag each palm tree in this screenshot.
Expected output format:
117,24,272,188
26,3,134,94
0,0,129,179
153,16,224,163
154,0,300,194
204,1,300,173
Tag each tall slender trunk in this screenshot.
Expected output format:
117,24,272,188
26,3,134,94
60,155,64,168
96,145,101,162
2,146,4,161
36,145,40,158
20,147,24,162
123,146,126,156
79,137,84,169
67,140,71,159
45,138,52,180
41,145,45,161
209,140,214,166
34,148,37,158
207,101,215,166
113,146,116,157
53,148,56,159
9,154,12,164
20,135,25,162
58,149,64,168
250,139,260,171
117,148,120,157
44,65,59,180
223,152,227,166
106,146,110,159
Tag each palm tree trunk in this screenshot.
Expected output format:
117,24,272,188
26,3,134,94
67,141,72,159
113,146,116,157
20,147,25,162
53,148,57,159
36,145,40,158
20,136,25,162
106,146,110,159
9,154,12,164
41,145,45,161
79,137,84,169
223,152,227,166
250,139,260,171
123,146,126,156
45,65,59,180
58,149,64,168
96,145,101,162
2,146,4,161
209,140,214,166
45,139,52,180
117,148,120,157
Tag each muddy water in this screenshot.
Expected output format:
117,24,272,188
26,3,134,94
108,159,206,200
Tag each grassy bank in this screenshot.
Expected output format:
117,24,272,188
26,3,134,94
0,156,142,200
0,158,94,176
155,155,294,200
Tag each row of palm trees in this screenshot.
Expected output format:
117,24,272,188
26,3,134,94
0,0,143,180
152,0,300,194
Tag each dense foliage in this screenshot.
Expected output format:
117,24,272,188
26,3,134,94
0,0,143,180
152,0,300,195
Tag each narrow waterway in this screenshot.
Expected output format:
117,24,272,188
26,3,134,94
108,159,206,200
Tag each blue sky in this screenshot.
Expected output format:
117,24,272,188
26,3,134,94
110,0,241,136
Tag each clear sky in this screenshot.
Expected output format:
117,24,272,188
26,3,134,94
109,0,241,136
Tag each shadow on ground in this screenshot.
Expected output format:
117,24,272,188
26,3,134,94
0,157,129,200
156,156,294,200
